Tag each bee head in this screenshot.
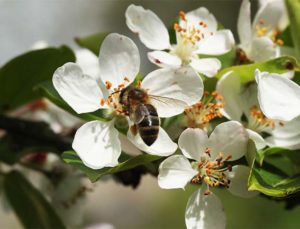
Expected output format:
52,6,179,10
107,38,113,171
119,86,131,106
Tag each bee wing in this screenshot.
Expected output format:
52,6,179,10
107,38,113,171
130,104,147,124
148,95,188,115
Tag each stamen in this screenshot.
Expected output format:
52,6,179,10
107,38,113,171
248,105,275,132
256,19,284,46
137,80,142,88
179,10,186,21
100,98,106,106
105,81,112,90
174,12,212,46
185,91,224,129
118,84,125,90
192,150,232,189
124,76,130,82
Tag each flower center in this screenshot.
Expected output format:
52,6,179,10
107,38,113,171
192,150,232,195
171,11,214,64
185,91,224,129
255,19,284,46
247,105,277,133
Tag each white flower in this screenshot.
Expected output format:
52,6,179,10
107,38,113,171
256,69,300,121
125,5,235,77
10,99,82,134
255,70,300,149
53,33,203,169
237,0,288,62
25,153,92,228
158,121,257,229
217,70,300,150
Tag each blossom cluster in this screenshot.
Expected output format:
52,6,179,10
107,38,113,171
48,0,300,228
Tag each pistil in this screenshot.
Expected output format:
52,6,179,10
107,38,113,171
191,150,232,193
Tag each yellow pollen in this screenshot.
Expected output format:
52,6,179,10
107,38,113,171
256,19,283,46
185,91,224,129
256,24,268,37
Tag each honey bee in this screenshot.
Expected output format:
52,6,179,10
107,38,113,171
119,85,186,146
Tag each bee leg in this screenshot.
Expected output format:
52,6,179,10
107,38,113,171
130,124,138,136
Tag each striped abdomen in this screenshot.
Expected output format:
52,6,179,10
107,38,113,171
136,103,159,146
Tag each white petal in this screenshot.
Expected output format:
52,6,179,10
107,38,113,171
142,67,204,117
190,58,221,77
209,121,248,161
127,127,177,156
248,37,277,62
119,133,142,156
246,129,266,150
238,0,252,46
178,128,208,161
253,0,286,34
196,30,235,55
75,48,100,81
72,120,121,169
147,51,181,68
266,116,300,150
228,165,259,198
99,33,140,89
52,63,103,114
216,71,243,121
183,7,217,33
185,188,226,229
255,70,300,121
158,155,198,189
125,4,170,50
266,134,300,150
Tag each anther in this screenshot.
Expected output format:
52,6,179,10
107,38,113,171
105,81,112,90
204,189,211,195
179,11,186,21
137,80,142,88
100,98,105,106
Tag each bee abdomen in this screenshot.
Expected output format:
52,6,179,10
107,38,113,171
137,104,159,146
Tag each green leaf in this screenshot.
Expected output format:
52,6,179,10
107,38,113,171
0,46,75,111
216,56,300,83
257,147,288,166
248,148,300,197
249,167,300,198
285,0,300,59
36,81,110,122
62,150,161,182
75,32,108,55
3,171,66,229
